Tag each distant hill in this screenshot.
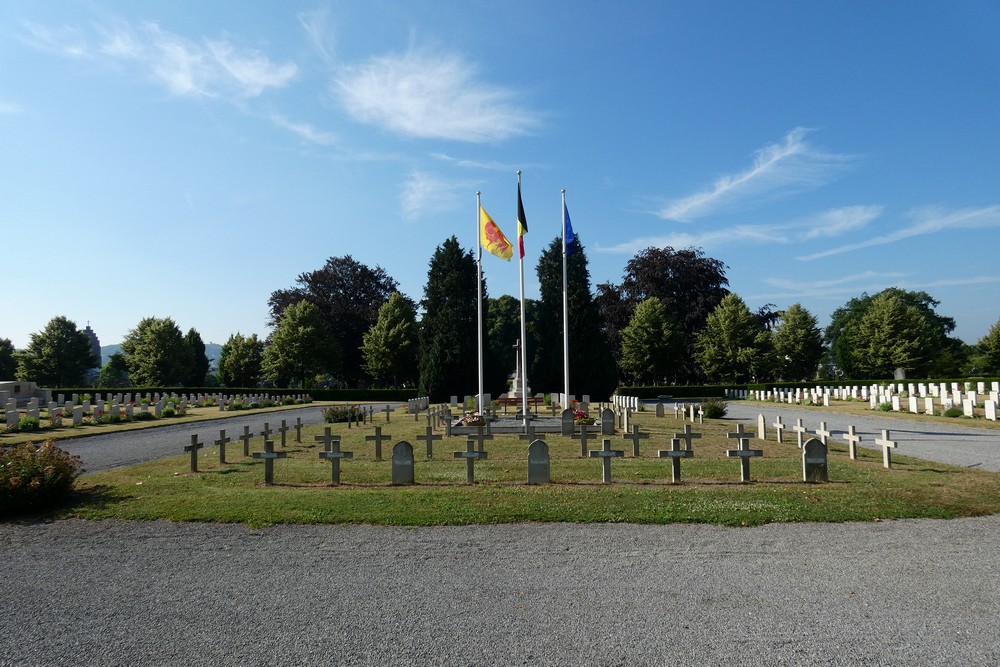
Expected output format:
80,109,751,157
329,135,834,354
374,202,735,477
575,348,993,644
101,343,224,370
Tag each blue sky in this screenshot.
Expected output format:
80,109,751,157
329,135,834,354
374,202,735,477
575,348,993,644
3,1,999,351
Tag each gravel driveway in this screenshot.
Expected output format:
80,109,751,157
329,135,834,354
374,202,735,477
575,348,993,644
2,517,999,666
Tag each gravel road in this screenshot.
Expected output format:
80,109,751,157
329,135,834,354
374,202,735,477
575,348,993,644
719,401,1000,471
2,517,999,666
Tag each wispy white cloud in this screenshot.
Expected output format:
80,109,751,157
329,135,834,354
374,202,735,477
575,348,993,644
401,170,476,221
269,113,337,145
336,48,542,142
598,205,881,255
753,271,1000,302
22,18,296,99
431,153,525,172
658,127,855,222
0,101,21,114
798,205,1000,261
298,8,336,67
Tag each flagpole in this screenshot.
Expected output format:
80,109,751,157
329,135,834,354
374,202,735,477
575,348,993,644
561,189,570,411
517,171,529,423
476,191,484,416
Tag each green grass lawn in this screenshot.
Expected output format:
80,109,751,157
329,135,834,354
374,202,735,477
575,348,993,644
51,408,1000,527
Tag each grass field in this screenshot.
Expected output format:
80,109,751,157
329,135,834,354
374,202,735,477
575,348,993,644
51,406,1000,527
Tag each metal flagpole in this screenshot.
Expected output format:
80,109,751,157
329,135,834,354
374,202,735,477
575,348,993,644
476,191,484,415
517,171,529,423
562,189,570,411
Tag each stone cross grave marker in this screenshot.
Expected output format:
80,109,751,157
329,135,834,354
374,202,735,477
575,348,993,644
252,440,287,486
366,426,392,461
792,419,807,449
802,437,829,483
601,408,615,435
214,429,232,464
259,422,273,447
674,424,701,451
417,426,442,459
277,420,290,448
527,440,550,485
572,427,592,458
454,438,488,484
391,441,415,485
842,425,862,461
519,422,540,443
726,423,763,483
314,427,340,452
623,424,649,457
875,429,898,469
383,404,392,423
815,422,831,446
319,436,353,486
561,408,576,436
589,438,625,484
240,425,253,457
757,414,766,440
183,434,205,472
469,426,493,453
294,417,303,443
658,437,694,484
773,415,785,444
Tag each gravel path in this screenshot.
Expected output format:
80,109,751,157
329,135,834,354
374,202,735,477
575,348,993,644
711,402,1000,471
2,517,999,666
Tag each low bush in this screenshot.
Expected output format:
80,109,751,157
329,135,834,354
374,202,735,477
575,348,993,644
0,441,83,514
943,406,964,418
322,405,362,423
701,398,728,419
161,406,176,418
879,402,893,412
134,411,155,421
17,416,40,432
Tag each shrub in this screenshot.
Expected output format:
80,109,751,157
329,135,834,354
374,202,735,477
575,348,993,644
322,405,361,423
282,397,295,405
161,406,176,418
943,406,964,418
17,416,40,432
0,441,83,514
134,411,155,421
701,398,728,419
879,402,893,412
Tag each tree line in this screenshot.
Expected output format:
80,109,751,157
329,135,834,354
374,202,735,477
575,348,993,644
4,240,1000,397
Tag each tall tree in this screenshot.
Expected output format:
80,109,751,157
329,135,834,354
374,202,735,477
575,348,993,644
121,317,191,386
533,235,618,399
619,297,681,386
268,256,400,386
361,292,419,388
16,317,97,386
772,303,825,381
262,300,340,388
418,237,487,402
979,317,1000,375
96,353,130,388
183,328,209,386
487,295,539,382
0,338,16,379
826,288,955,378
219,333,265,387
695,294,773,383
850,292,936,378
598,246,729,382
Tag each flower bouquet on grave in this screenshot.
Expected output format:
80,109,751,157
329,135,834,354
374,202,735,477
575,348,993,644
574,409,595,425
459,412,486,427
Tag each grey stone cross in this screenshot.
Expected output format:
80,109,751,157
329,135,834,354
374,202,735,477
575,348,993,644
277,420,290,448
815,421,831,446
875,429,898,469
792,419,808,448
589,438,625,484
252,439,287,485
518,422,539,442
417,426,442,459
572,427,592,458
319,437,353,485
314,427,340,453
184,434,204,472
214,429,231,464
622,424,649,457
726,424,763,482
658,437,694,483
673,424,701,451
469,426,493,453
259,422,273,445
454,438,488,484
237,425,252,457
383,404,392,423
842,425,861,460
294,417,303,443
773,416,785,444
366,425,392,461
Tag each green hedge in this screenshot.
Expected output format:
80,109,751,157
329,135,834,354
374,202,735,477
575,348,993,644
618,385,733,399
